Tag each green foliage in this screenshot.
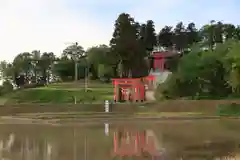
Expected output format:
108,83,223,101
53,58,88,81
110,13,150,77
98,64,113,82
217,103,240,116
0,80,14,96
2,13,240,103
155,74,180,100
157,40,240,100
86,45,112,79
62,43,85,60
6,85,113,104
140,20,157,53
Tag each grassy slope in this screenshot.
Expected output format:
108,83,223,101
5,81,114,104
0,98,7,105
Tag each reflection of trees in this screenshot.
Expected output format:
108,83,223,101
177,141,239,160
0,133,56,160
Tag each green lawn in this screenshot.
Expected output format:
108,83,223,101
0,98,7,105
5,82,114,104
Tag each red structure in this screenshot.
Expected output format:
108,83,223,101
112,129,159,157
149,51,178,71
112,78,145,102
143,75,156,90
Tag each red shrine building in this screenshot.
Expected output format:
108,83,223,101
148,51,179,72
112,50,179,102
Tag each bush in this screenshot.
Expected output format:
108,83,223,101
155,41,239,100
216,103,240,116
0,80,14,95
155,74,198,100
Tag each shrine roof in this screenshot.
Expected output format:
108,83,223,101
150,51,179,57
112,78,141,81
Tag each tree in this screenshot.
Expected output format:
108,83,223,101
156,39,240,100
173,22,187,52
186,22,200,47
0,61,8,79
62,43,85,60
38,52,55,82
223,23,236,40
86,45,111,79
31,50,41,82
98,64,113,81
141,20,157,54
53,58,75,81
234,26,240,40
12,52,32,79
62,43,85,81
214,21,224,43
158,26,174,49
200,22,215,50
110,13,142,77
200,21,224,50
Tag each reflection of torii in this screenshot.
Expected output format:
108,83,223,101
0,133,15,151
113,129,165,158
0,133,15,160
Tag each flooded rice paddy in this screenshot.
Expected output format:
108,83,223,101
0,119,239,160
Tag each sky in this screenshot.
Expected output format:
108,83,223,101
0,0,239,62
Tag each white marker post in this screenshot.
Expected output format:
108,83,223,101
104,100,110,136
104,100,110,113
104,123,109,136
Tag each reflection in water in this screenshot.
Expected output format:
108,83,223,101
112,129,165,159
180,141,239,160
0,120,239,160
104,123,109,136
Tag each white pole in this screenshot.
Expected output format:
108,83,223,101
74,60,78,82
104,123,109,136
85,67,88,92
104,100,109,113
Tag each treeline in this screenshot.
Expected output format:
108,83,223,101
157,39,240,100
1,13,240,98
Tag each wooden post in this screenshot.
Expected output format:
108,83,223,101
116,83,119,102
133,86,139,101
113,81,116,102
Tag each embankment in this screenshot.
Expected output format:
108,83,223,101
1,100,240,116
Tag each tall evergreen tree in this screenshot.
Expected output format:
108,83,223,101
158,26,174,49
144,20,157,53
173,22,187,52
186,22,200,47
110,13,141,77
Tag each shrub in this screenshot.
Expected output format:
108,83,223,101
216,103,240,116
0,80,14,95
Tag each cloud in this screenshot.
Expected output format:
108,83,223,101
0,0,239,62
0,0,110,62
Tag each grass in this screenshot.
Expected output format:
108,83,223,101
5,81,114,104
0,98,7,105
216,103,240,116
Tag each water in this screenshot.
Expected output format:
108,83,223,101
0,119,239,160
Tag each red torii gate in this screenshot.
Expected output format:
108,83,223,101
143,75,155,90
112,78,145,102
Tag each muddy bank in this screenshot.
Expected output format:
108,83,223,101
0,115,223,126
0,100,240,116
